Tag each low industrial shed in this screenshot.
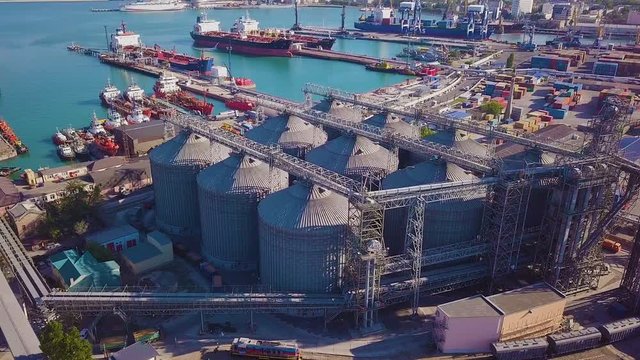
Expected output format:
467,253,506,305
435,282,566,354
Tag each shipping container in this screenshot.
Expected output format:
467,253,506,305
602,239,621,253
593,62,618,76
548,327,601,355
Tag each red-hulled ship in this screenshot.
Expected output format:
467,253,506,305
224,97,255,111
0,119,28,154
153,73,214,116
99,81,173,120
94,136,119,156
110,21,215,75
190,13,294,57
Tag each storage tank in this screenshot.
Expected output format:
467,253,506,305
198,153,288,270
245,114,328,158
382,160,484,255
150,130,230,240
314,99,364,139
306,134,399,187
364,113,417,138
258,182,349,293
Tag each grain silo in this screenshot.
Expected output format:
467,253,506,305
314,99,364,139
306,134,399,187
382,160,484,255
364,112,417,138
197,153,288,270
258,181,349,293
245,114,328,158
150,130,230,241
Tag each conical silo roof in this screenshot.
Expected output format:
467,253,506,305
245,114,327,150
198,153,288,194
323,100,363,123
306,134,399,177
423,129,489,159
365,113,417,138
383,160,477,189
259,182,349,230
149,130,229,167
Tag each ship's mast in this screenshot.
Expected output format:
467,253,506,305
293,0,301,30
340,5,346,33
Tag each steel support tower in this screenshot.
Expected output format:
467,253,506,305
622,227,640,313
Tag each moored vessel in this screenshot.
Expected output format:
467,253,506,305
0,119,28,154
57,144,76,160
127,106,151,124
94,136,120,156
120,0,189,12
100,79,122,105
224,98,255,111
153,74,214,116
125,82,145,102
190,13,294,57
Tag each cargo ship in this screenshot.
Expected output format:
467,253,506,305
0,119,28,154
354,3,491,39
190,13,294,57
153,73,214,116
229,14,335,50
120,0,189,12
109,22,215,74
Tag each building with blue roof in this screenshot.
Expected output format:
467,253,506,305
50,249,120,291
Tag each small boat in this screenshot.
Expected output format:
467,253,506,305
61,126,79,140
125,82,145,102
127,106,150,124
52,130,68,145
104,108,125,131
88,112,107,135
94,136,120,156
0,167,21,177
57,144,76,160
72,142,90,160
100,79,121,106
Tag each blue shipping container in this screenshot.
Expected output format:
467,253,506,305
593,62,618,76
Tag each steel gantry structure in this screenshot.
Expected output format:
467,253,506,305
300,84,640,297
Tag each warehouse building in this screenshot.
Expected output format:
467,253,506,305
50,249,121,292
434,283,566,353
86,225,140,253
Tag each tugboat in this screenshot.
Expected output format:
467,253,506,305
72,141,90,160
104,108,125,131
153,73,214,116
52,129,68,145
125,82,145,102
57,144,76,160
61,126,79,141
88,113,107,135
100,79,121,106
127,105,151,124
94,136,120,156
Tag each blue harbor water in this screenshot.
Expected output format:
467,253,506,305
0,3,410,170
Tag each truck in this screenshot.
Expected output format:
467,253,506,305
602,239,621,253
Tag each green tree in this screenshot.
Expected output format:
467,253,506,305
506,53,515,69
481,100,505,116
73,220,89,237
39,321,92,360
420,127,436,139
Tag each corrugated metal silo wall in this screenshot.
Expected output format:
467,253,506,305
383,198,485,256
199,191,262,270
151,161,205,241
259,224,347,293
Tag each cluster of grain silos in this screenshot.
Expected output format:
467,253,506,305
148,107,491,295
149,130,230,241
245,114,327,158
197,153,288,270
